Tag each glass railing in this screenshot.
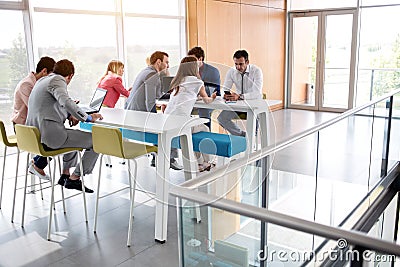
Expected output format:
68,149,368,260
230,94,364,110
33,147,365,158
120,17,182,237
172,89,400,266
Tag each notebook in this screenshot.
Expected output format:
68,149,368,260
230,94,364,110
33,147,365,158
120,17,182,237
78,88,107,114
158,76,174,100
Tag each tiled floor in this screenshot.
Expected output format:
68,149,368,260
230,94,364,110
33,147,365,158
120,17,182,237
0,109,339,267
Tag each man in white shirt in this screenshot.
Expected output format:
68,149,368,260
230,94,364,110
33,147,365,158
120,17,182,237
218,50,263,136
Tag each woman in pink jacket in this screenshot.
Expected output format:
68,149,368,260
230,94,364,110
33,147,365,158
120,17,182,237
98,60,130,108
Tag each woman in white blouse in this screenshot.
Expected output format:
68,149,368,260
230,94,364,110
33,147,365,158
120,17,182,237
164,56,216,172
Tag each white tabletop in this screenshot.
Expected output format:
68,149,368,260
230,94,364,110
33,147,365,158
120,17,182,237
97,107,208,134
157,97,281,112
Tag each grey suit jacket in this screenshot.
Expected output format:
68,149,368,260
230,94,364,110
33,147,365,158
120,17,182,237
125,66,160,112
26,73,90,149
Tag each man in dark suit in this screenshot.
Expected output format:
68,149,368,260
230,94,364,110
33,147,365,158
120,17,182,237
188,47,221,128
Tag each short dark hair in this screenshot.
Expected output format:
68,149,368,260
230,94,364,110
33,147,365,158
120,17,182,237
53,59,75,77
150,51,169,65
36,56,55,73
233,50,249,61
188,46,205,60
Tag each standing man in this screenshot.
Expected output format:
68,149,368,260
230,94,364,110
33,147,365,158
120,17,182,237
188,47,221,128
12,56,56,180
125,51,182,170
26,59,103,193
217,50,263,136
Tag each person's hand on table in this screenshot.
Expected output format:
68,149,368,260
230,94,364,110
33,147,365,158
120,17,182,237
161,104,167,113
90,113,103,122
225,93,239,101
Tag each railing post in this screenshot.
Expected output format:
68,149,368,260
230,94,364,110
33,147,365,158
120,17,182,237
260,155,270,267
369,69,375,101
176,197,184,267
381,96,393,177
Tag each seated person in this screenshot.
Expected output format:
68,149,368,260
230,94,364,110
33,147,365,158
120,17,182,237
26,59,103,193
98,60,131,108
217,50,263,137
11,56,56,180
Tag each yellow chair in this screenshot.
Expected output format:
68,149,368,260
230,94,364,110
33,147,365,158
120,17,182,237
14,124,88,241
91,125,157,247
0,121,19,210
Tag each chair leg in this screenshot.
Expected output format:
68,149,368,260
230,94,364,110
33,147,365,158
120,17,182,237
38,170,44,201
47,157,55,240
11,149,20,223
0,146,7,209
78,152,88,223
127,159,137,247
21,153,30,227
58,157,66,213
93,154,103,233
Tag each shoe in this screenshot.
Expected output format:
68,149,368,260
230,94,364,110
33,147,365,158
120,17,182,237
170,159,183,170
58,174,69,186
150,154,156,167
199,162,216,172
64,178,94,193
28,162,50,180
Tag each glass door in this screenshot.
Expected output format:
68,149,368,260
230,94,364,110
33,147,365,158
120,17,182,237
288,9,358,112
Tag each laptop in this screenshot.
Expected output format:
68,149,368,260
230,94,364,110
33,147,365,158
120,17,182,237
159,76,174,100
78,88,107,114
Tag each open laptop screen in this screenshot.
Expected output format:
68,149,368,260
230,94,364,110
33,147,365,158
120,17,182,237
89,88,107,110
159,76,174,100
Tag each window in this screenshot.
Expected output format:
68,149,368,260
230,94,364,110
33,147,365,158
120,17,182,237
124,17,182,84
0,0,186,115
356,5,400,106
32,0,115,12
0,10,28,131
33,12,118,103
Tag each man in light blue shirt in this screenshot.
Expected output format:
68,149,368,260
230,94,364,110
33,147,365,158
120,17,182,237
218,50,263,136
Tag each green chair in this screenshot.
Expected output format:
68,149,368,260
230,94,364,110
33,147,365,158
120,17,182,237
0,121,19,210
14,124,87,241
91,125,157,247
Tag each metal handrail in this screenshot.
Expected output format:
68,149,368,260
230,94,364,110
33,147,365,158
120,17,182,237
170,185,400,257
179,88,400,189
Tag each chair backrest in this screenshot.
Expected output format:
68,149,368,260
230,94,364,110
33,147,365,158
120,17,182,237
92,125,125,158
0,121,11,146
15,124,46,155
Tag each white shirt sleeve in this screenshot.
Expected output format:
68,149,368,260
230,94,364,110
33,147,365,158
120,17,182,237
243,65,263,100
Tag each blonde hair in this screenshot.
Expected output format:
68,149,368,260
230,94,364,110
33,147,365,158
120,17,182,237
98,60,124,85
169,56,199,96
106,60,124,75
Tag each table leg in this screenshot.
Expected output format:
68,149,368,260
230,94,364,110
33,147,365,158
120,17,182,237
155,133,172,243
246,111,256,154
258,112,268,147
180,133,197,181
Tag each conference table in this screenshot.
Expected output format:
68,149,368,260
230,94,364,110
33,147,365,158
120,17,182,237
158,97,282,153
95,107,207,242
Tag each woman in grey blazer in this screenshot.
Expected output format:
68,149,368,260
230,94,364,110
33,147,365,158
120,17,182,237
26,59,103,193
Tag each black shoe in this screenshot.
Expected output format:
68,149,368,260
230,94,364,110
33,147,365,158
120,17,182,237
64,178,94,193
58,174,69,186
150,155,156,167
